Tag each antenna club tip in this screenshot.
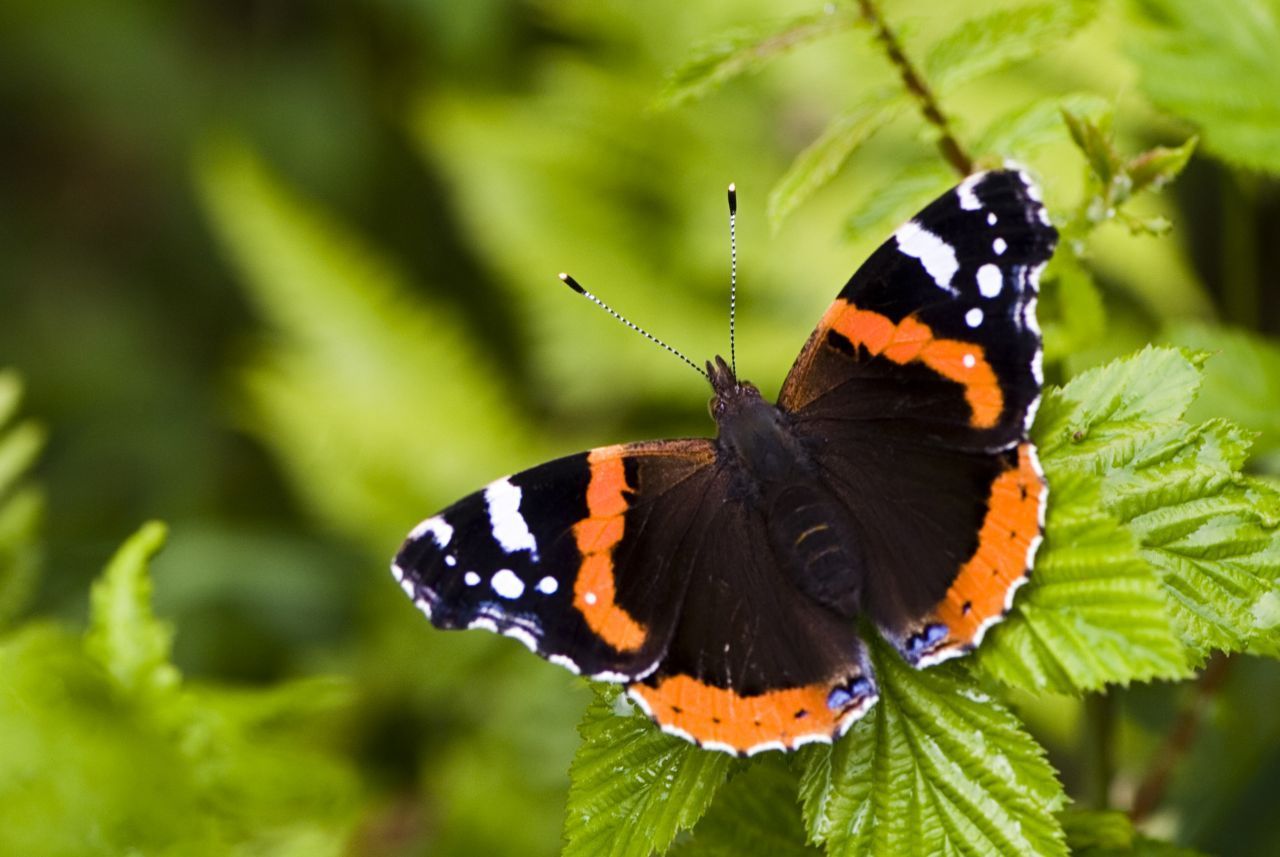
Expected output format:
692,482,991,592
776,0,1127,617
727,183,737,214
559,272,586,294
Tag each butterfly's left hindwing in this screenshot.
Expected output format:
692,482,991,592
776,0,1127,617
393,441,717,681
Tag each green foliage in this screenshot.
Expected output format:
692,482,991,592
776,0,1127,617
768,92,905,232
565,686,734,857
1128,0,1280,175
659,6,862,108
0,523,361,856
976,472,1189,693
925,1,1099,95
670,759,818,857
0,370,43,630
1060,809,1208,856
799,635,1066,857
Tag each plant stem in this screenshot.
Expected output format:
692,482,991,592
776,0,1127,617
1129,653,1232,824
1084,692,1116,810
855,0,973,176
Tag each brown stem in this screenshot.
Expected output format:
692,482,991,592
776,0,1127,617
1129,653,1232,824
856,0,973,176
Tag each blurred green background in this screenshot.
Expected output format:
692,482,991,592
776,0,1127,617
1,0,1278,855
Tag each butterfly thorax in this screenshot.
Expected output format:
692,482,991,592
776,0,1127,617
708,355,865,616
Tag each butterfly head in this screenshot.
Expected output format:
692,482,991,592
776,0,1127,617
706,355,763,422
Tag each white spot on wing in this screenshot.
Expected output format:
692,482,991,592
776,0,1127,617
957,173,984,211
400,578,415,597
463,571,480,586
977,264,1003,298
965,307,984,328
993,237,1007,255
409,515,453,547
485,478,538,557
536,576,559,595
895,220,959,292
491,568,525,599
583,592,597,605
987,212,998,226
550,654,582,675
503,626,539,652
445,555,457,567
963,353,976,369
469,617,499,633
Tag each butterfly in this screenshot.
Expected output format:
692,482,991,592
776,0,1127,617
392,169,1056,756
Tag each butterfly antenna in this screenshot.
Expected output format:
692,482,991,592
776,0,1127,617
727,183,738,376
558,273,708,380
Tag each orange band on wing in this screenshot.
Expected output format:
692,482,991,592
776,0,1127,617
932,443,1043,646
821,299,1003,428
573,447,647,652
629,674,860,753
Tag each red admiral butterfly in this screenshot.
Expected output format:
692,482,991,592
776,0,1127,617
393,169,1055,756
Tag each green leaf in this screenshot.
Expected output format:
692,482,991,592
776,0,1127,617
1034,346,1203,472
673,758,818,857
84,521,180,699
1106,424,1280,657
926,1,1099,94
974,93,1111,158
1063,108,1123,192
1040,254,1107,364
1167,321,1280,459
1126,136,1197,195
800,636,1067,857
1128,0,1280,175
977,471,1189,693
768,93,905,231
1034,347,1280,657
0,370,43,630
844,159,952,239
564,686,735,857
195,140,536,549
659,8,862,108
1059,809,1209,856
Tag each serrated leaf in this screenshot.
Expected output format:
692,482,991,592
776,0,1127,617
1106,424,1280,656
564,686,735,857
974,93,1111,157
800,636,1067,857
769,94,904,230
1167,321,1280,459
1127,137,1197,195
1063,107,1122,191
673,758,818,857
1035,346,1203,471
659,8,862,108
845,159,952,239
926,1,1099,94
1128,0,1280,175
85,521,180,698
1059,809,1208,856
977,471,1189,693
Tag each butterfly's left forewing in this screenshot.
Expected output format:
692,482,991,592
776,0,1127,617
393,440,718,681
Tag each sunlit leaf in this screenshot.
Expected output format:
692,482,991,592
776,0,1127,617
84,521,180,699
1059,808,1209,856
1128,0,1280,175
673,758,818,857
768,93,905,231
800,636,1067,857
564,686,734,857
926,1,1100,94
660,7,862,108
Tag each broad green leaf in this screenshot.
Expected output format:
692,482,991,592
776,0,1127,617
977,471,1189,692
659,7,862,108
1063,108,1123,192
1035,346,1203,471
800,636,1067,857
1128,0,1280,175
768,93,905,231
926,1,1099,94
564,687,734,857
84,521,180,699
673,758,818,857
1105,424,1280,656
1059,809,1208,856
196,141,536,549
845,158,951,239
1167,322,1280,459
